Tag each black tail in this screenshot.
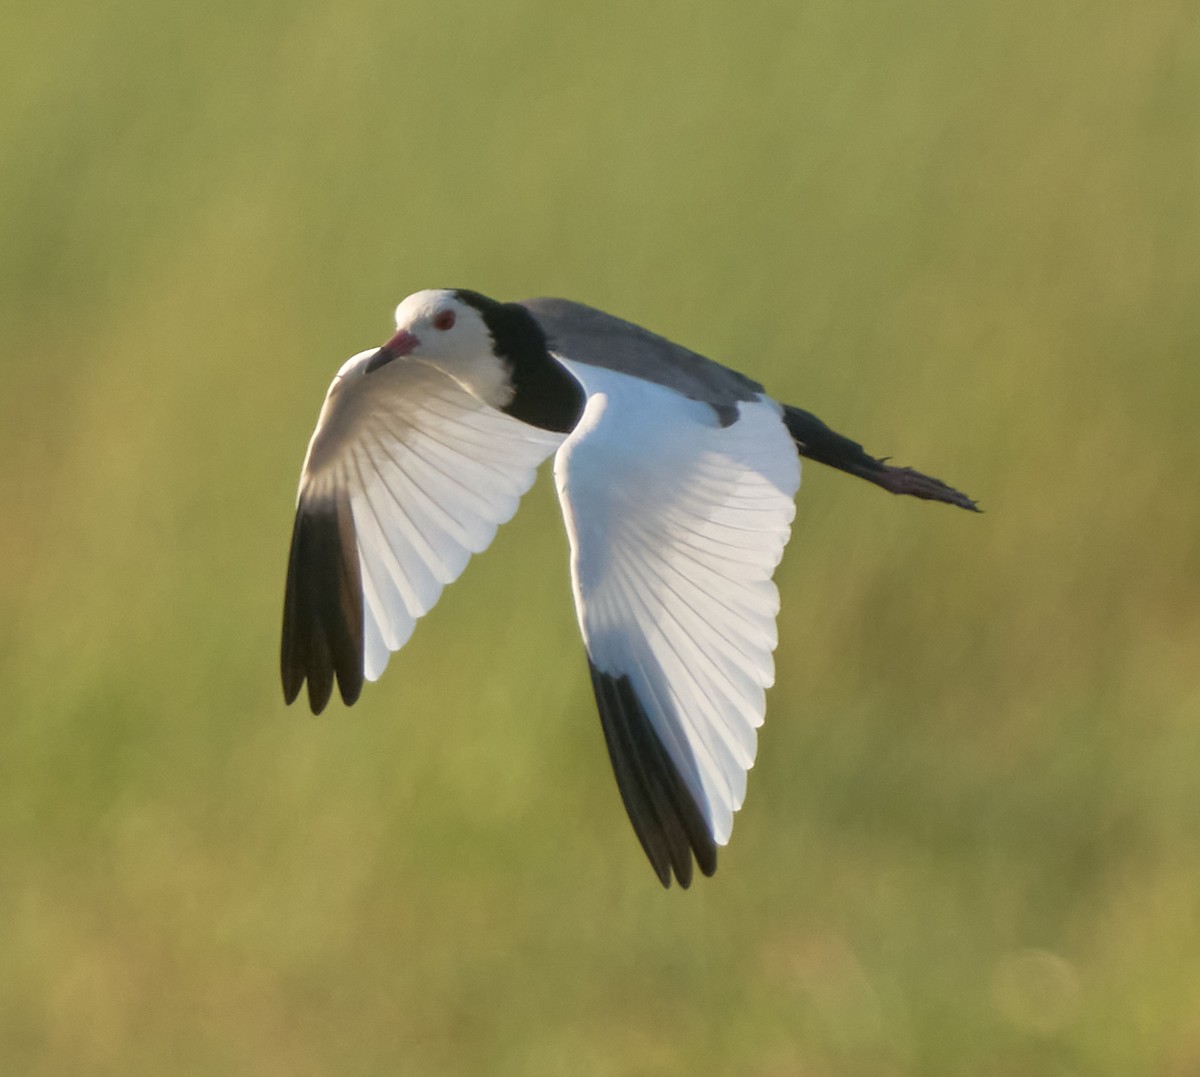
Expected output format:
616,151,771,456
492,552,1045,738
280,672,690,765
783,405,980,512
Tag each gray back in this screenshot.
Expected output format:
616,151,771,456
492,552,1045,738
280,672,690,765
520,298,762,423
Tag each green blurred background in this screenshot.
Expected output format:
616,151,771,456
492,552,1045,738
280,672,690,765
2,0,1198,1073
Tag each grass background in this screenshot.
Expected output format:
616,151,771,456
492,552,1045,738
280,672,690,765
2,0,1198,1073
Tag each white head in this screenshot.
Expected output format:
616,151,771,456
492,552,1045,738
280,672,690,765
388,290,493,361
365,289,513,407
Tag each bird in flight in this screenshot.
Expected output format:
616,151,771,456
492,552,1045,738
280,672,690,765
281,289,977,887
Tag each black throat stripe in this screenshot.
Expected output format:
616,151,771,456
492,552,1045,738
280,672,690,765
455,290,586,434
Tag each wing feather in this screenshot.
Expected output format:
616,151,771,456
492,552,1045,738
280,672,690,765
554,361,800,886
282,351,564,709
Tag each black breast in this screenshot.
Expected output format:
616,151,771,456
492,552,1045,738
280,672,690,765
455,290,586,435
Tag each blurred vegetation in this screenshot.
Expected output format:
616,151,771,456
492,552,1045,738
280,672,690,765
2,0,1198,1073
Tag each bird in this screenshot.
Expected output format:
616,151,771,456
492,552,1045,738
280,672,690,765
281,288,977,887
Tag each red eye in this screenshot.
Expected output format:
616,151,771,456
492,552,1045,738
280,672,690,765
433,309,456,331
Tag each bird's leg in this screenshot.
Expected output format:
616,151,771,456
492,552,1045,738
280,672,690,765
782,405,980,512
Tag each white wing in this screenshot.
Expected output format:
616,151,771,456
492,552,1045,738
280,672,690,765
553,361,800,887
282,350,564,712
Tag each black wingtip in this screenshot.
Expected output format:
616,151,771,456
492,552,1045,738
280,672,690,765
588,662,717,888
281,652,302,708
280,486,365,714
